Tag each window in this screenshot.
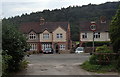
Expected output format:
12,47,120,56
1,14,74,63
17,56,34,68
82,33,87,39
42,44,52,50
43,34,49,39
29,34,36,39
94,32,100,38
56,33,63,38
30,44,37,51
60,45,65,50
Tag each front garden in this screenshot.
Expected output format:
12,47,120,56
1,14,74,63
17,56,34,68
81,45,120,73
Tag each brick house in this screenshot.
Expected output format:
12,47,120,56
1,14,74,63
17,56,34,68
79,17,110,46
19,17,71,52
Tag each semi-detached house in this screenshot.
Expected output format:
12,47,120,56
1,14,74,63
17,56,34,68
19,17,71,52
79,17,110,46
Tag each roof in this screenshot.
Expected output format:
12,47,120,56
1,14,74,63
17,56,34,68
19,22,69,33
79,20,110,32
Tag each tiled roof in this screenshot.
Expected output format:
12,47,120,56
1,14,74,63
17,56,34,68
79,20,110,32
19,22,69,33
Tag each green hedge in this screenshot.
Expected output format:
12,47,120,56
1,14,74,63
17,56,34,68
82,41,111,47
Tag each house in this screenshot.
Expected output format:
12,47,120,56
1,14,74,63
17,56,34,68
79,16,110,46
19,17,71,52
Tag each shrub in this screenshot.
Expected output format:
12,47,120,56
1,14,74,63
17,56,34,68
81,60,118,72
18,60,29,71
89,45,114,65
96,45,110,52
81,61,101,72
82,41,111,47
2,52,12,77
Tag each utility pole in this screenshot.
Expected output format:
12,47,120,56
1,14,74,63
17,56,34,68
90,22,96,55
93,31,95,53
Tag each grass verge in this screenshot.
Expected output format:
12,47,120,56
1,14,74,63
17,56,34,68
80,61,118,73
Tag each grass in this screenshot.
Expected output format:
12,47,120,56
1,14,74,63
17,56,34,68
80,60,118,73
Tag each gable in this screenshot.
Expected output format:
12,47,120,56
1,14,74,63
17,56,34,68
53,26,66,33
29,30,36,34
43,29,50,33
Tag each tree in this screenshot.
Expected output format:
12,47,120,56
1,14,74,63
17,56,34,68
110,5,120,53
2,20,27,73
110,5,120,71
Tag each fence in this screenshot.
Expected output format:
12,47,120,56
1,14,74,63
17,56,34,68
92,52,119,65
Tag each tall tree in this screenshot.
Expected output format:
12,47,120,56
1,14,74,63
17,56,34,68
2,20,27,72
110,5,120,53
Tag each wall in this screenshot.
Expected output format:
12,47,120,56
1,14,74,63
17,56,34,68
53,27,67,42
80,32,110,42
40,30,52,42
26,31,40,42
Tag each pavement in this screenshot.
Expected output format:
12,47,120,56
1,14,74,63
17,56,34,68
16,53,119,76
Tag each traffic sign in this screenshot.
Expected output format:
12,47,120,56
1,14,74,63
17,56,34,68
90,23,96,31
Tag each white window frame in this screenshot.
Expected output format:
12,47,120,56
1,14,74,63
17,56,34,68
43,33,49,39
56,33,63,39
82,33,87,39
94,32,100,38
42,44,52,50
60,45,65,50
30,44,37,51
29,33,36,39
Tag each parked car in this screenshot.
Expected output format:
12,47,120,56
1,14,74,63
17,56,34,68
75,47,84,53
43,48,54,54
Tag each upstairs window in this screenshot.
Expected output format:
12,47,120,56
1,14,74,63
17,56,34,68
56,33,63,39
29,34,36,39
82,33,87,39
94,32,100,38
43,33,49,39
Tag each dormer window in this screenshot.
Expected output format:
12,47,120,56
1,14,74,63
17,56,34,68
29,34,36,39
100,16,106,23
101,20,106,23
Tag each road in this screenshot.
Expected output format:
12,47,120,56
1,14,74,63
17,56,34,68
16,53,119,76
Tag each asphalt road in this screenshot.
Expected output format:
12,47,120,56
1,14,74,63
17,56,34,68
16,53,119,75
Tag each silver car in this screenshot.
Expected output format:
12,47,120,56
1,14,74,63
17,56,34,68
75,47,84,53
43,48,53,54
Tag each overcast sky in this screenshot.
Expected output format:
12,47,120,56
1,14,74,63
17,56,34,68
1,0,119,19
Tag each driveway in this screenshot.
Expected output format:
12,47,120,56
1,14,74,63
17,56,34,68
16,53,119,75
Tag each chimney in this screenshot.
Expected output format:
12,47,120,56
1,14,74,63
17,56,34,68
40,17,45,25
100,16,106,23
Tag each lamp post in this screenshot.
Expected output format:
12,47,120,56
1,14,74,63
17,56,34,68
90,22,96,55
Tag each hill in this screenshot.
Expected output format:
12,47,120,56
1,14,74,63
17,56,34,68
2,1,120,41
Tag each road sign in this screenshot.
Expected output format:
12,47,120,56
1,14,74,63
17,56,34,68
90,23,96,31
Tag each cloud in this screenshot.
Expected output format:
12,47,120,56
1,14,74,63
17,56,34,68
1,0,119,18
12,7,41,12
2,0,52,2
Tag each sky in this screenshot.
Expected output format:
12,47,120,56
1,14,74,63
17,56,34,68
0,0,120,19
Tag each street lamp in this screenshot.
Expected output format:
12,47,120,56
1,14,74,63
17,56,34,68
90,22,96,55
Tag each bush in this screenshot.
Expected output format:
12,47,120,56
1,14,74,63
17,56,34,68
82,41,111,47
2,53,12,77
81,45,118,72
81,61,101,72
81,60,118,72
89,45,114,65
96,45,110,52
18,60,29,71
